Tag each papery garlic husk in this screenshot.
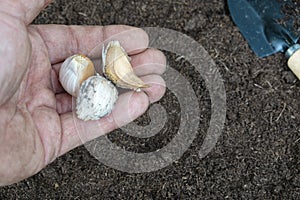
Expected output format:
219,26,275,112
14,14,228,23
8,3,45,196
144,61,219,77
76,74,118,121
59,54,95,97
102,40,149,91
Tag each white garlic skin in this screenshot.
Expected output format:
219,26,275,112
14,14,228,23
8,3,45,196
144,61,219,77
59,54,95,97
76,74,118,121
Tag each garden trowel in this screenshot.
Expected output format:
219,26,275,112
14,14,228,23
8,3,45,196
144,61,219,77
228,0,300,79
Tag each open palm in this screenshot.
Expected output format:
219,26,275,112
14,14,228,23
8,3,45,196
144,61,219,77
0,1,166,185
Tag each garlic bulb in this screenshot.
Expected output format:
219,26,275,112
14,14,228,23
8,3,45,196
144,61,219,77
76,74,118,121
59,54,95,97
102,40,149,91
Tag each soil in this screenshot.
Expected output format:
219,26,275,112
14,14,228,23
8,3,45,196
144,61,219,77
1,0,300,199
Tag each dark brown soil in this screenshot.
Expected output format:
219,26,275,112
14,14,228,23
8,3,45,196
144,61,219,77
1,0,300,199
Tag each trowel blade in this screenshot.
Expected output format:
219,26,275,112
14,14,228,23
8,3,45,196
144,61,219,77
228,0,299,57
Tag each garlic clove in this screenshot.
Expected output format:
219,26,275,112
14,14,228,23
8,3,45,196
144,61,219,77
76,74,118,121
102,41,149,91
59,54,95,97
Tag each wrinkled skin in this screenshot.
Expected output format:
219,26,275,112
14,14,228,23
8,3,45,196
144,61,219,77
0,0,166,186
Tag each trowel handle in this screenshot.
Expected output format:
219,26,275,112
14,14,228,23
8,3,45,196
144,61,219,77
287,45,300,80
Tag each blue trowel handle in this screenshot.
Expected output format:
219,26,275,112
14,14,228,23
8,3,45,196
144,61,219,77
286,44,300,80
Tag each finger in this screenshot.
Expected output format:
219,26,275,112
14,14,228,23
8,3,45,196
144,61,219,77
51,48,166,94
55,74,166,114
52,48,166,76
50,68,64,94
140,75,166,103
92,48,167,76
56,93,72,114
1,0,53,25
130,48,167,76
32,25,149,64
59,91,149,156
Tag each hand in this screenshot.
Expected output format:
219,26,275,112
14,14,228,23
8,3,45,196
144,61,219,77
0,0,166,186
